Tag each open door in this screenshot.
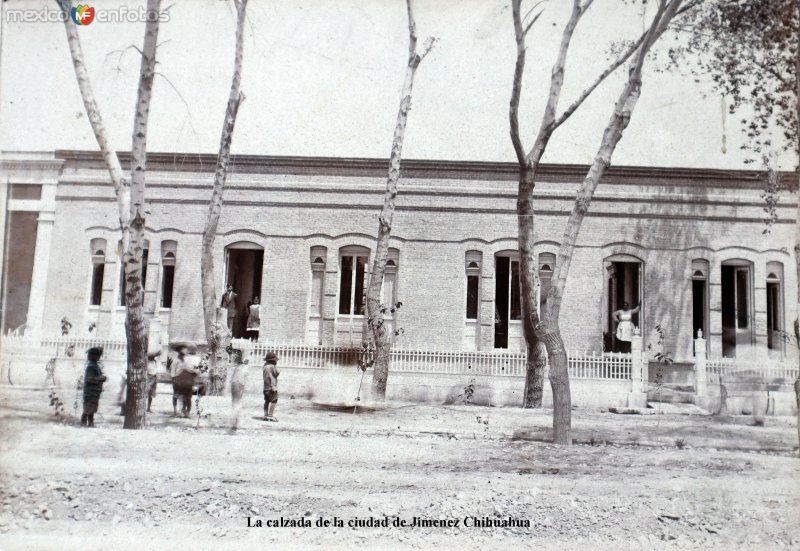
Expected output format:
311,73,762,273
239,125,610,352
603,256,643,352
721,261,753,358
224,242,264,338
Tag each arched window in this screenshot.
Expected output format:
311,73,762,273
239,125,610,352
160,240,177,309
538,252,556,313
338,246,370,316
309,246,327,317
89,238,106,306
383,248,400,314
691,259,709,343
465,251,482,320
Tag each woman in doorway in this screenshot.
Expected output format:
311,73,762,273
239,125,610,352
246,296,261,341
613,302,640,353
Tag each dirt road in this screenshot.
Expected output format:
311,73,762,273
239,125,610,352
0,386,798,550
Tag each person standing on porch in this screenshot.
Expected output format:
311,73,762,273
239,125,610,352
246,296,261,341
220,285,238,332
613,302,640,353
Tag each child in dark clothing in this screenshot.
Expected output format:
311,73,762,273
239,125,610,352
262,352,280,422
81,347,107,427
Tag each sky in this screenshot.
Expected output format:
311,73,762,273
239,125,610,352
0,0,794,170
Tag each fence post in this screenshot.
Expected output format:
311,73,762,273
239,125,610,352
694,329,707,397
627,329,647,408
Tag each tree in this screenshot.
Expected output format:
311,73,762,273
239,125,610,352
57,0,130,252
200,0,249,395
667,0,798,453
122,0,162,429
57,0,155,427
509,0,698,442
366,0,434,400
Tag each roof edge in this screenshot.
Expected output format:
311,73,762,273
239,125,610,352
52,149,796,186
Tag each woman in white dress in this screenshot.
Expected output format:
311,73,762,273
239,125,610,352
246,296,261,341
613,302,640,353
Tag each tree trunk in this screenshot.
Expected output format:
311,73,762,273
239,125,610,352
123,0,161,429
517,164,546,407
58,0,130,250
200,0,248,395
794,17,799,456
535,320,571,443
367,0,433,400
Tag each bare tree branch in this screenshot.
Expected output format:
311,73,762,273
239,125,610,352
509,0,528,166
531,0,585,157
523,9,545,36
522,0,547,27
552,32,648,130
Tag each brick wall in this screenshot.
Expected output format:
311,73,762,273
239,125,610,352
39,155,797,364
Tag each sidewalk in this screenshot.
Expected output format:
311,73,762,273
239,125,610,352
132,386,799,453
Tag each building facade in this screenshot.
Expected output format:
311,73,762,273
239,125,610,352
1,150,796,366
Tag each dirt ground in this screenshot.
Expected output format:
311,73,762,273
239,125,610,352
0,384,798,550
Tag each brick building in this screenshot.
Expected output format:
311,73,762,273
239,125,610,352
1,150,796,366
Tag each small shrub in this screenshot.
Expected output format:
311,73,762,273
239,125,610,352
48,388,72,424
674,437,686,449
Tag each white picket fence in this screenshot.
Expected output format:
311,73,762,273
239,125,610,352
235,340,632,380
1,335,632,381
1,336,128,361
706,357,799,386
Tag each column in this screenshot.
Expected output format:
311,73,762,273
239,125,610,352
0,177,8,332
96,252,118,339
147,315,162,354
707,259,723,358
321,249,338,346
143,246,160,314
24,180,57,338
627,329,647,408
752,261,769,358
479,257,495,350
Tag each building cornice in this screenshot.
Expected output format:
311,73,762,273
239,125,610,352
53,149,797,189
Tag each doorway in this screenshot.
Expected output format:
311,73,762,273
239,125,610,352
225,243,263,338
604,257,642,352
494,255,521,349
766,264,783,353
720,261,752,358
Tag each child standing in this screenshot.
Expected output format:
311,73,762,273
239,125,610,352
81,347,107,427
262,352,280,422
172,344,198,417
